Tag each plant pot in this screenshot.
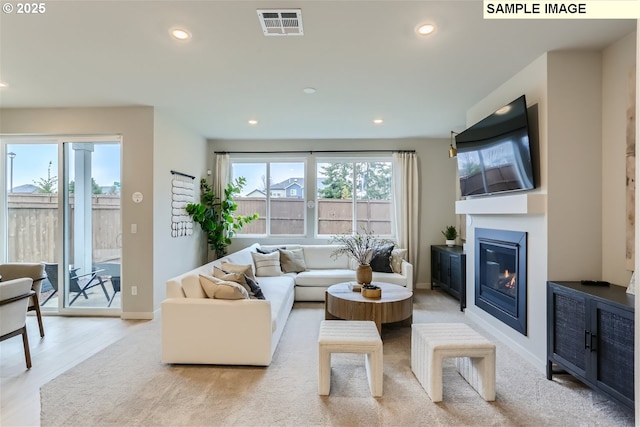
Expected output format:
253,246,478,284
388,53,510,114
356,264,373,285
446,239,456,247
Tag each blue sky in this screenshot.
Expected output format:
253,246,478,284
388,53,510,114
6,143,121,190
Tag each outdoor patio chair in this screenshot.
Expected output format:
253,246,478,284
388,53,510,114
0,277,35,369
0,263,47,337
93,262,121,307
41,263,111,306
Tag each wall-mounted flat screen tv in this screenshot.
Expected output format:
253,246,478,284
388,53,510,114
456,95,535,197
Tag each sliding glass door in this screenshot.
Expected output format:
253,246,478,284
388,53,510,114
1,136,121,314
62,140,121,311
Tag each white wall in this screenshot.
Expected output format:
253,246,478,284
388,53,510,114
152,109,208,308
209,138,456,287
547,51,603,280
602,31,637,286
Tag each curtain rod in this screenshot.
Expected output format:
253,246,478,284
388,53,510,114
215,149,415,155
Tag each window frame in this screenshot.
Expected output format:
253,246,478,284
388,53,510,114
315,156,394,239
230,157,307,238
228,153,395,240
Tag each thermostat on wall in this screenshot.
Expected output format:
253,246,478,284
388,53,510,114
132,192,144,203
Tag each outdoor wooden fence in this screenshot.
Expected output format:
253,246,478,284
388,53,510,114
236,197,392,235
7,194,121,263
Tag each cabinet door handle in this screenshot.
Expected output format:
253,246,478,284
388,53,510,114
584,330,591,349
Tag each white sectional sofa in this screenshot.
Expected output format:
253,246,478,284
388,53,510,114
162,243,413,366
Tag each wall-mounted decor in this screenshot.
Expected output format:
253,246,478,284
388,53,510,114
626,66,635,270
170,170,195,238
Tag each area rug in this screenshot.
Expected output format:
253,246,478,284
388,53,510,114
41,290,634,426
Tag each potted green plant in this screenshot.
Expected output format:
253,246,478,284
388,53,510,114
186,177,258,259
441,225,458,247
329,227,393,284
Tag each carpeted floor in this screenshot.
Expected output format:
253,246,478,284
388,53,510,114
40,290,634,426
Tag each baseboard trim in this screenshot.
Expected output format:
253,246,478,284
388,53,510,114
465,308,545,374
415,282,430,290
121,311,154,320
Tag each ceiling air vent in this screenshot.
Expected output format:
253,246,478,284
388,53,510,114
257,9,303,36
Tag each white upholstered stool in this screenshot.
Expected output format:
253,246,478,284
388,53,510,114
318,320,383,397
411,323,496,402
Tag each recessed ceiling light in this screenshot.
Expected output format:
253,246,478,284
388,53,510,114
303,87,316,94
0,81,7,88
248,120,258,125
373,119,384,125
170,28,191,41
416,23,435,36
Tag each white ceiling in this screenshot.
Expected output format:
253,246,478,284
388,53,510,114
0,1,635,140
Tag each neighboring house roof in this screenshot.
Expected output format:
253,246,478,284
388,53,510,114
246,177,326,196
270,178,304,190
11,184,38,193
245,189,266,197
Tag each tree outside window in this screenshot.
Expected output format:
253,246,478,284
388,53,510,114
317,160,392,236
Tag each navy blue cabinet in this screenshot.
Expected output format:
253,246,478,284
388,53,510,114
547,281,634,411
431,245,466,311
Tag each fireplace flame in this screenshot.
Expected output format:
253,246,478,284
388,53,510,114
504,269,516,289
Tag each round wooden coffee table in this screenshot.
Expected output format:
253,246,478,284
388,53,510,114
325,282,413,335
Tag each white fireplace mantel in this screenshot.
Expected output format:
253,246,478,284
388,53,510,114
455,193,547,215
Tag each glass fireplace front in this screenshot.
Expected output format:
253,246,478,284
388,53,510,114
475,228,527,335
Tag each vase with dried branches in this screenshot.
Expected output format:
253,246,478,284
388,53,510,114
329,228,393,285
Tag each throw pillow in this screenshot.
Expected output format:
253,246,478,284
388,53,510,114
391,248,408,274
220,262,257,283
370,244,395,273
251,251,283,277
199,274,249,300
244,274,266,300
213,267,265,300
278,248,307,273
256,246,285,254
213,266,246,285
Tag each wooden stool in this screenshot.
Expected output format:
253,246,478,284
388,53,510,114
411,323,496,402
318,320,383,397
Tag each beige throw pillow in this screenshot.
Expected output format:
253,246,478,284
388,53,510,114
251,251,283,277
213,266,247,285
220,262,257,283
278,248,307,273
391,248,408,274
213,267,265,299
199,274,249,300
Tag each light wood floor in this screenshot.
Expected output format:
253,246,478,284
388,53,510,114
0,314,146,427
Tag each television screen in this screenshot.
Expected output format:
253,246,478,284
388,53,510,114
455,95,535,197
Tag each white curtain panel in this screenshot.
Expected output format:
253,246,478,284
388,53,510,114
214,153,230,201
393,151,419,283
